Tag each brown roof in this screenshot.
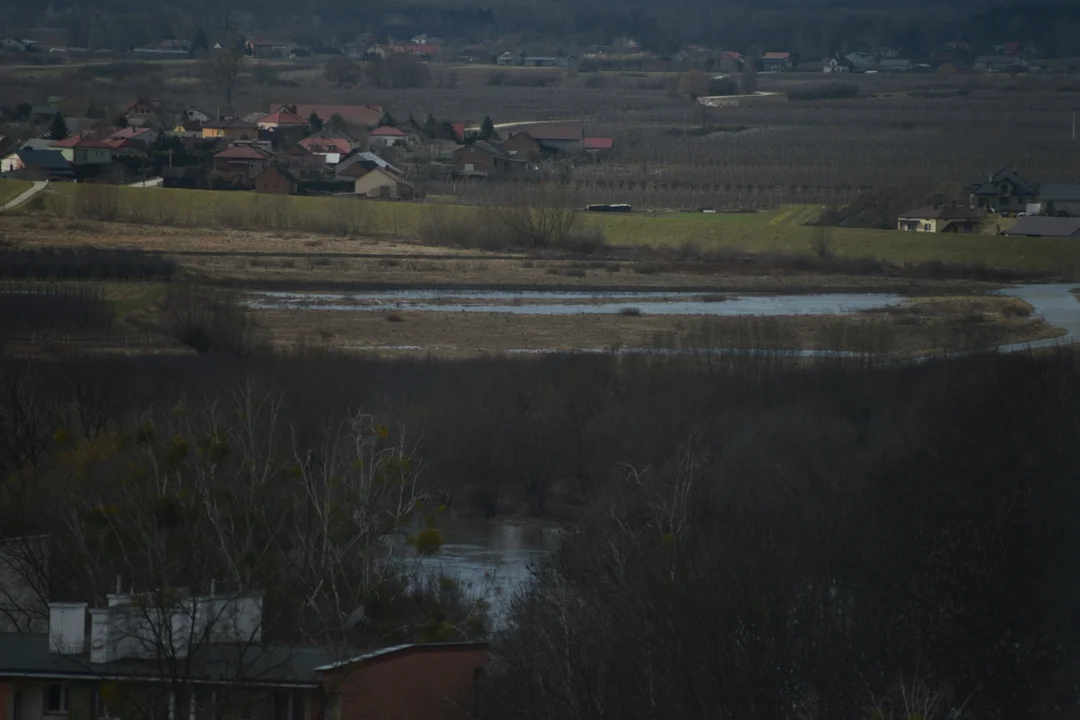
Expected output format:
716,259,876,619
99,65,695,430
898,205,982,220
285,104,383,128
511,123,583,141
259,107,308,126
214,145,270,160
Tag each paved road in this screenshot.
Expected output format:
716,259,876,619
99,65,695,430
996,283,1080,353
0,180,48,211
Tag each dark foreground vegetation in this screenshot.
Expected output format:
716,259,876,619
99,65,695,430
3,345,1079,717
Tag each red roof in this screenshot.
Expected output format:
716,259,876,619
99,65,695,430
50,136,111,149
259,106,308,126
405,43,439,55
214,145,270,160
371,126,406,137
763,51,791,59
285,104,383,128
108,127,154,141
584,137,614,150
299,135,353,155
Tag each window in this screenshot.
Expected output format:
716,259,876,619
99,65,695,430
44,684,69,714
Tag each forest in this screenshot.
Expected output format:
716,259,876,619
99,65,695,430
2,342,1080,718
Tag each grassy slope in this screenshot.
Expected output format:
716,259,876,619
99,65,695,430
43,186,1080,273
0,179,33,206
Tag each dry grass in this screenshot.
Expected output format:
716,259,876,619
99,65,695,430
259,294,1062,357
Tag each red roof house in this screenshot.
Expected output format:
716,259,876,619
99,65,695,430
584,137,615,151
369,126,408,148
213,145,272,181
258,106,309,130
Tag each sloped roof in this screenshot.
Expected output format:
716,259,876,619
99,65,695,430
214,145,270,160
970,169,1038,197
50,136,111,149
512,123,583,141
371,126,406,137
1004,216,1080,238
260,107,308,126
1038,184,1080,202
257,163,299,183
457,141,511,158
287,104,383,128
584,137,614,150
16,148,70,170
763,51,791,59
335,150,402,177
299,135,353,155
108,126,155,141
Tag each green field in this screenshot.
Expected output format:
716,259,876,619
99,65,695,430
0,179,33,206
37,185,1080,274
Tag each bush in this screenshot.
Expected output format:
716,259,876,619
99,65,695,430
786,82,859,101
161,284,265,356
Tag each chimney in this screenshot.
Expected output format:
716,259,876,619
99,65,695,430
48,602,87,654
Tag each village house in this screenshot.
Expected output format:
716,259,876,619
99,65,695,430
122,97,158,127
254,164,298,195
354,166,414,199
496,51,519,66
508,123,584,155
969,169,1039,212
334,151,403,181
0,571,487,720
202,117,259,141
257,106,309,132
278,143,324,176
760,51,793,71
49,136,112,166
1037,184,1080,216
452,142,522,177
369,126,408,149
246,38,277,58
102,127,158,156
213,145,272,183
298,134,355,165
502,131,541,161
896,205,984,233
0,148,72,180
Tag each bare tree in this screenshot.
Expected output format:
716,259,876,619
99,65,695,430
491,182,581,250
200,46,246,114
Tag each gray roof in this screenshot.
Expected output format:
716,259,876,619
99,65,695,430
1004,216,1080,238
0,633,332,686
1038,184,1080,202
16,149,70,171
970,169,1039,197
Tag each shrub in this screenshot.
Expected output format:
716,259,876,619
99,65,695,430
161,284,265,356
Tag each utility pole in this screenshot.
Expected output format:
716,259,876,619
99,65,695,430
1073,110,1076,141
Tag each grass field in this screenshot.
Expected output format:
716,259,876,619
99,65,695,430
34,185,1080,276
0,179,33,206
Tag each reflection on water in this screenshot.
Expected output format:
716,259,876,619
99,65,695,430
404,520,561,622
250,290,904,317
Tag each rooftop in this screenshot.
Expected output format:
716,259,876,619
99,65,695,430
371,126,407,137
898,205,982,220
584,137,615,150
260,107,308,126
50,136,111,149
1005,216,1080,238
512,123,583,141
215,145,270,160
